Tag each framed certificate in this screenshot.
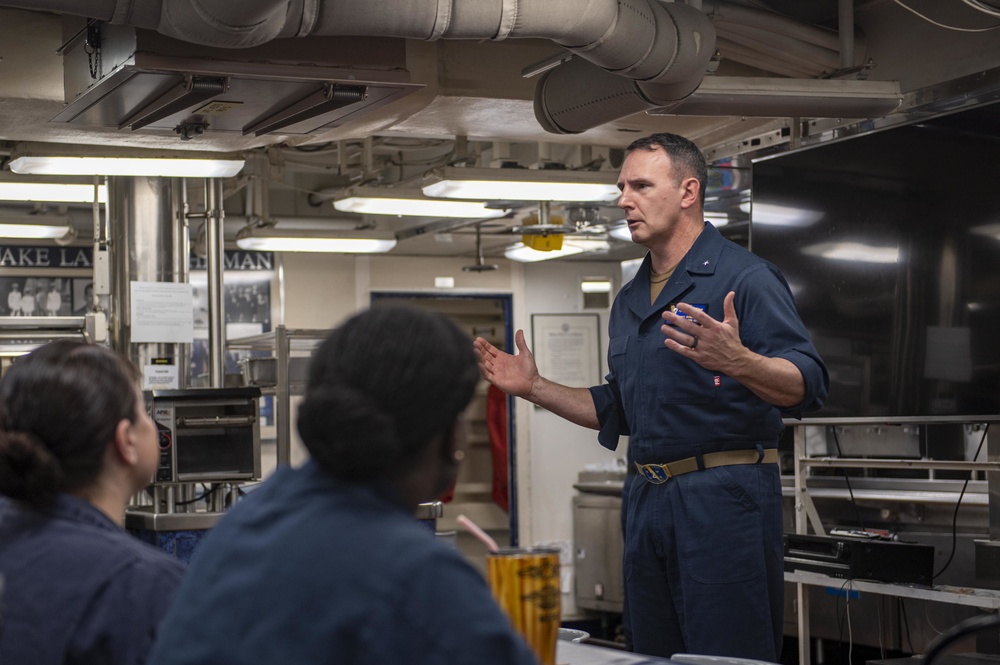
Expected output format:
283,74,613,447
530,313,601,388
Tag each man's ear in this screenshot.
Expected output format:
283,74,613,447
679,176,701,209
111,418,138,466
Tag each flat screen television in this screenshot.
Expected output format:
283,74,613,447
750,102,1000,419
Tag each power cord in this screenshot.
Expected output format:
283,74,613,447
835,577,856,659
174,484,221,507
900,599,914,653
831,427,866,531
933,423,989,580
892,0,1000,31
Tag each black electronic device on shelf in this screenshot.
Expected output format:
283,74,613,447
784,532,935,586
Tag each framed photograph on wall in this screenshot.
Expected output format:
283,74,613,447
530,313,602,388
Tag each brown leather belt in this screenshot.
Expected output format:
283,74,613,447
634,448,778,484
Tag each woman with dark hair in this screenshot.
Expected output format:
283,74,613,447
0,340,185,665
148,305,538,665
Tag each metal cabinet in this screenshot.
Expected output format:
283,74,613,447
573,491,625,613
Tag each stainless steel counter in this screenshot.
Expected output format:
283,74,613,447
558,641,672,664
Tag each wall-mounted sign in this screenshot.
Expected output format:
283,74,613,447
530,313,602,388
0,245,94,269
130,281,194,343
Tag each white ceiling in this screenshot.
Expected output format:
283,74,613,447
1,1,999,263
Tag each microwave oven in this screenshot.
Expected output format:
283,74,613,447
147,387,262,484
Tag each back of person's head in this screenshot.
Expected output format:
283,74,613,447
0,340,142,511
626,132,708,206
297,305,480,483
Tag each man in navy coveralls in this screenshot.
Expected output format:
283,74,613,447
475,132,828,661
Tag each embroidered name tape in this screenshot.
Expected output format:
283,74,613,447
668,303,707,323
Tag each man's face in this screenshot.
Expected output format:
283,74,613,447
616,147,692,249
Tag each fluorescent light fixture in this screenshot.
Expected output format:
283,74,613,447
235,227,396,253
8,142,245,178
9,155,244,178
0,182,107,203
646,76,902,118
504,239,610,263
423,166,620,202
332,186,506,219
802,241,900,264
581,279,612,293
0,214,74,240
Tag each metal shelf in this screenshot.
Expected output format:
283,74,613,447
787,421,1000,665
785,570,1000,610
228,325,329,467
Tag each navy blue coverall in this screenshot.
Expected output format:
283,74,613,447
0,494,185,665
589,222,828,661
147,461,538,665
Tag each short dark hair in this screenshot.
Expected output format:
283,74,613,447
297,305,480,483
0,341,142,510
626,132,708,206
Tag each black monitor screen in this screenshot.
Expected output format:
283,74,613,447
751,105,1000,418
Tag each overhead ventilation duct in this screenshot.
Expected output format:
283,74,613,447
48,23,420,142
1,0,720,137
534,2,716,134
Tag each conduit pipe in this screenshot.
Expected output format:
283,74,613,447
716,24,843,73
840,0,855,70
714,39,822,78
703,0,867,74
703,0,852,52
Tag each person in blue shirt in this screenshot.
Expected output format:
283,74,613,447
147,305,539,665
475,132,828,662
0,340,186,665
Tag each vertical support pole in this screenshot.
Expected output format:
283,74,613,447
205,178,225,388
795,426,812,665
173,180,191,387
276,325,290,467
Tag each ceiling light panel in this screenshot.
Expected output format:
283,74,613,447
423,166,620,202
235,227,397,254
0,214,74,240
0,182,107,203
9,156,245,178
333,186,506,219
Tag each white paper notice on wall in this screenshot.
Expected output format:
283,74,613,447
143,363,179,390
130,281,194,343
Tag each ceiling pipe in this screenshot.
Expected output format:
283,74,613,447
0,0,716,133
1,0,715,87
0,0,886,134
716,24,842,73
714,39,823,78
840,0,856,70
703,0,851,53
534,2,716,134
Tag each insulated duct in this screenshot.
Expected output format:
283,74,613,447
535,2,717,134
2,0,718,133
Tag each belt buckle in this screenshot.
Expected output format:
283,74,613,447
638,463,671,484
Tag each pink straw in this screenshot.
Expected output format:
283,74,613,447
456,514,500,553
